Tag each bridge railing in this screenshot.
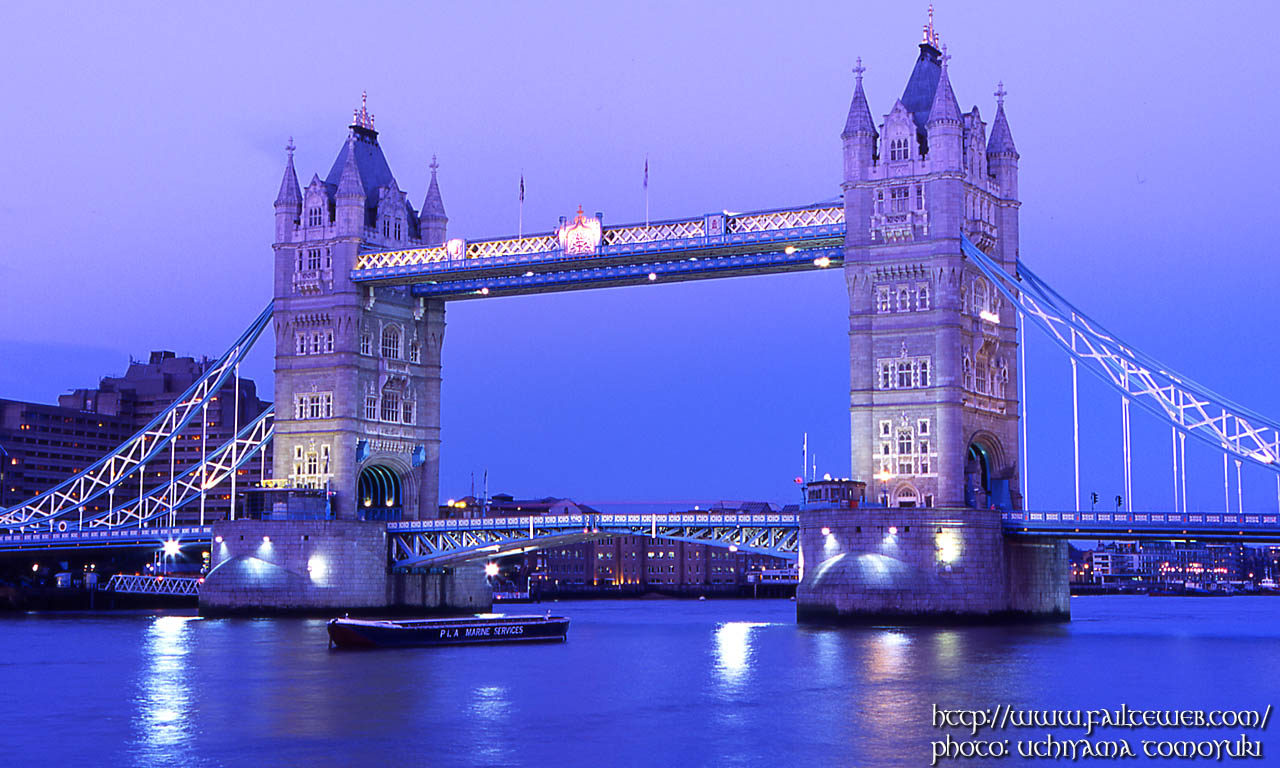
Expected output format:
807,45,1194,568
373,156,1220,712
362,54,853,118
353,204,845,276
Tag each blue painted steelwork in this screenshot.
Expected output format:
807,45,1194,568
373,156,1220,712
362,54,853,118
1002,510,1280,542
0,525,212,551
388,512,802,568
409,245,844,300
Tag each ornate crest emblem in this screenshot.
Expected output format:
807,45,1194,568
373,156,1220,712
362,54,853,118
558,206,602,256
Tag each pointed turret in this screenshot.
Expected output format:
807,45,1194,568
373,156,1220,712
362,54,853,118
335,134,366,234
842,58,878,183
274,139,301,242
926,46,963,169
987,82,1019,200
420,155,448,246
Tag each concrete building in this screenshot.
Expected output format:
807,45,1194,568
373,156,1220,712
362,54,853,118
270,97,446,522
0,400,134,511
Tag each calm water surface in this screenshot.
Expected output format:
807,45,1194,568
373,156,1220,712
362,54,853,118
5,597,1278,767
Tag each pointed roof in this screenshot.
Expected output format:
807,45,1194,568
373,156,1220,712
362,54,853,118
987,82,1018,155
421,155,446,219
335,136,365,199
325,94,398,199
900,42,942,133
842,57,877,138
926,51,962,126
274,138,301,207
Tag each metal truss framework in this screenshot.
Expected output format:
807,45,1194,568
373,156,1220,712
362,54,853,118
351,203,846,297
388,513,801,568
85,409,274,530
0,303,275,532
0,525,212,553
1003,510,1280,543
105,574,202,596
961,236,1280,476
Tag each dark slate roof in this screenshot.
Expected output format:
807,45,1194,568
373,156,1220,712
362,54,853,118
900,43,942,133
275,153,301,207
325,126,397,199
843,78,877,137
421,167,446,219
927,65,962,125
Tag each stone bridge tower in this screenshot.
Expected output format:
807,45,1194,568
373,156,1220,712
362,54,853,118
842,18,1021,512
271,95,446,521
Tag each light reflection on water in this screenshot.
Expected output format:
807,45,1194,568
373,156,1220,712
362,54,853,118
134,615,199,762
6,597,1280,768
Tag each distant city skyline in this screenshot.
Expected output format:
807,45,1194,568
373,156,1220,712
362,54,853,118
2,2,1277,512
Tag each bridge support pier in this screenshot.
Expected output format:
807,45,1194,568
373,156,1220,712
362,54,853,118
796,507,1068,624
199,520,490,616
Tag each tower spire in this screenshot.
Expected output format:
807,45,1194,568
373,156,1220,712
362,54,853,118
274,136,301,208
352,90,375,131
926,44,961,126
843,57,877,138
921,4,940,50
420,154,448,246
988,81,1018,155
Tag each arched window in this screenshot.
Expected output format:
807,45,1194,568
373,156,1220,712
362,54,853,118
973,279,988,315
381,325,401,359
896,486,919,508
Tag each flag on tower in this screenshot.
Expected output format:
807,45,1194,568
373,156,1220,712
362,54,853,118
643,157,648,190
518,173,525,238
643,156,650,226
519,173,525,202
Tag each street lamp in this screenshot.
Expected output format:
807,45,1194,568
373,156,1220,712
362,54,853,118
875,469,892,507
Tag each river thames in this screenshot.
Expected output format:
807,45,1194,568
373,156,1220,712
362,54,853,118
5,597,1277,767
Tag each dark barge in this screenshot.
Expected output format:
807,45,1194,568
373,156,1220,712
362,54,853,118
328,613,569,649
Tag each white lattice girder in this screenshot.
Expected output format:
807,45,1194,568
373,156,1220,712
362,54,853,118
353,204,845,273
81,408,275,531
105,574,201,596
961,236,1280,473
0,304,274,532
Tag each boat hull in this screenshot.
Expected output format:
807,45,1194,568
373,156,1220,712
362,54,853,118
328,615,570,649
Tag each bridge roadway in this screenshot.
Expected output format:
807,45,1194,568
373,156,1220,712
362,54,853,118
350,203,847,299
3,511,1280,564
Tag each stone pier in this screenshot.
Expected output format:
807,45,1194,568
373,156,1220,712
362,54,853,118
199,519,490,616
796,507,1068,624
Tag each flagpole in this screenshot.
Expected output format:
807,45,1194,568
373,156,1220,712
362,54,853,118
518,172,524,239
643,155,649,227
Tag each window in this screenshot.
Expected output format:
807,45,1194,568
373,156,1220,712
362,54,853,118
307,207,321,227
381,391,400,422
360,332,372,356
880,421,891,437
897,429,913,456
963,356,974,390
897,362,913,389
307,249,321,270
917,283,930,310
976,362,988,394
295,335,307,355
889,138,909,162
915,184,924,210
364,395,378,421
382,217,391,238
897,287,910,311
973,279,988,315
305,450,319,476
917,419,930,436
876,287,891,313
402,400,414,425
875,189,884,214
890,186,909,212
394,220,402,241
309,333,321,355
880,362,893,390
917,359,930,387
294,392,334,420
409,341,421,364
325,248,332,269
381,325,401,359
295,251,303,271
324,331,334,354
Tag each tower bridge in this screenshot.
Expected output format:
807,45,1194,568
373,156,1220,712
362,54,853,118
4,14,1280,619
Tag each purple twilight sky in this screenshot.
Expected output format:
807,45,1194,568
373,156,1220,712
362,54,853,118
1,1,1277,513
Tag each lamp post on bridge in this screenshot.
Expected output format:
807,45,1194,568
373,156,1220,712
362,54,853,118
875,469,892,507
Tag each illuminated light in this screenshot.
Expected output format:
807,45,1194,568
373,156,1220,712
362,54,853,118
445,238,465,259
523,271,534,277
446,499,454,506
262,536,271,544
979,310,1000,324
822,472,832,481
821,527,831,536
31,563,38,572
875,469,892,483
557,207,603,255
647,272,657,282
484,562,499,577
162,540,181,557
888,526,898,536
480,287,490,295
363,498,372,508
307,554,327,581
813,256,831,268
785,245,797,255
728,545,739,553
